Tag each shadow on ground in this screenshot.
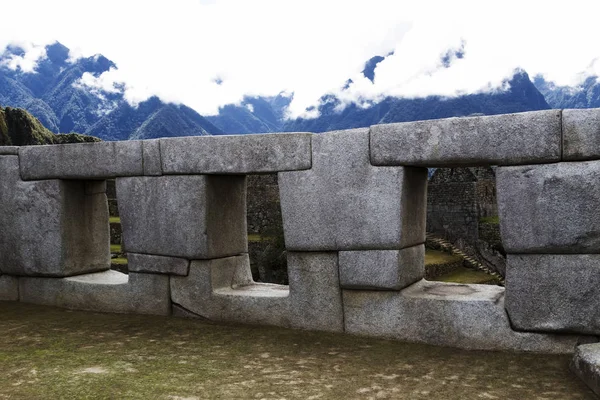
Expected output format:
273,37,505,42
0,301,593,399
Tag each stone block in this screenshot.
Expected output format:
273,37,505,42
19,141,143,180
160,133,312,174
279,128,427,251
563,108,600,161
19,271,170,315
0,275,19,301
339,245,424,290
171,254,291,327
497,161,600,253
370,109,561,167
287,252,343,332
505,254,600,335
142,139,162,176
571,343,600,396
0,156,110,276
343,280,590,353
128,253,190,276
117,175,247,259
0,146,18,155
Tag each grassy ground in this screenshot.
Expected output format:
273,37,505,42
424,249,463,266
0,302,593,400
435,266,500,284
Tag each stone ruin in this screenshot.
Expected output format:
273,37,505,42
3,108,600,391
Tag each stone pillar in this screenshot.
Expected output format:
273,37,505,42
0,155,110,277
279,128,428,292
497,161,600,334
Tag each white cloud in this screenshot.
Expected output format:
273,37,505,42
1,0,600,118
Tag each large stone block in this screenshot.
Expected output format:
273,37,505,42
571,343,600,397
343,280,591,353
170,254,291,327
142,139,162,176
563,108,600,161
0,275,18,301
497,161,600,253
128,253,189,276
160,133,312,174
370,109,562,167
279,128,427,251
339,245,424,290
505,254,600,334
117,175,247,259
19,271,170,315
0,146,18,155
0,156,110,277
19,141,143,180
287,252,343,332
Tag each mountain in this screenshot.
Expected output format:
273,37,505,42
207,94,291,134
0,42,222,140
282,70,550,133
0,106,99,146
534,75,600,109
0,41,568,139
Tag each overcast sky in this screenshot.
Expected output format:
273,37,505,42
1,0,599,118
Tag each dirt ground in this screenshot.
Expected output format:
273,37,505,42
0,301,594,400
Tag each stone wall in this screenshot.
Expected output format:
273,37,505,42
2,109,600,357
246,174,282,235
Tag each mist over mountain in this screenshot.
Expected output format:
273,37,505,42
534,75,600,109
0,42,594,140
0,42,221,140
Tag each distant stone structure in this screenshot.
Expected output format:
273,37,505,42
4,109,600,391
427,166,505,274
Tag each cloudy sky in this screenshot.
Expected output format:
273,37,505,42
1,0,599,118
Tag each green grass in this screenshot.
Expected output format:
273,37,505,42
479,216,500,224
0,302,592,399
424,249,462,266
435,266,500,285
110,257,128,265
109,216,121,224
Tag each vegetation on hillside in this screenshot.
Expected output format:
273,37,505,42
0,106,100,146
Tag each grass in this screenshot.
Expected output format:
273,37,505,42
110,257,128,265
0,301,593,400
435,267,500,285
424,249,462,266
479,216,500,224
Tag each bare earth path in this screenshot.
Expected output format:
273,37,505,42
0,302,594,399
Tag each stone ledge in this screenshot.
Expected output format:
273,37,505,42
19,271,170,315
19,141,144,180
128,253,190,276
343,280,592,353
0,146,19,155
160,133,312,174
370,109,561,167
571,343,600,396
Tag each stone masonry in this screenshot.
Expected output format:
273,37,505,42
2,110,600,367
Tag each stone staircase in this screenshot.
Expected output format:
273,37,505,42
425,233,504,285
